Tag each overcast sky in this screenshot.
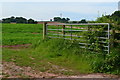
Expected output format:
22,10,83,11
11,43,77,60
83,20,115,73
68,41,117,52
0,0,120,2
0,0,120,21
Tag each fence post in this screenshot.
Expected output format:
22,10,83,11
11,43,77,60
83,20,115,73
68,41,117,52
43,22,47,39
62,25,65,38
88,25,90,39
108,23,110,54
111,29,115,47
87,25,90,49
70,25,72,40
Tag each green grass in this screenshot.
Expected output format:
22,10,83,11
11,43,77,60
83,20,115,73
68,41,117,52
3,32,42,45
4,38,119,75
2,24,42,33
2,24,43,45
3,39,101,75
2,23,120,76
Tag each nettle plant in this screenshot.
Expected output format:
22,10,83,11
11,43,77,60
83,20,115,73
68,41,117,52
83,25,108,53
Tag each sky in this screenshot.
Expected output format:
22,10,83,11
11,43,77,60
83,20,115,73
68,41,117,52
0,0,120,21
0,0,120,2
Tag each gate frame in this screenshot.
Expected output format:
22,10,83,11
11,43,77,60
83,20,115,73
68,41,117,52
43,23,110,54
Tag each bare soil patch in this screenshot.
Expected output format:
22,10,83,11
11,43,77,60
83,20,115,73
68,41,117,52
2,62,119,78
2,62,58,78
1,44,31,49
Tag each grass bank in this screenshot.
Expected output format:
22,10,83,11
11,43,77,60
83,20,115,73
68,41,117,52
2,23,120,76
3,38,105,75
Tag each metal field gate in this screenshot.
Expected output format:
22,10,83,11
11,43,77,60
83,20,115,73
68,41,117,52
43,23,110,53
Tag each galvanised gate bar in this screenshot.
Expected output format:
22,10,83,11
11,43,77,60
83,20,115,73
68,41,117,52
43,23,110,54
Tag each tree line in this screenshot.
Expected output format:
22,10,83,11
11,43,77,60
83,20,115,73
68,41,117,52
2,16,38,24
2,16,88,24
2,10,119,24
53,17,70,23
97,11,120,25
53,17,87,23
52,11,120,24
96,11,120,30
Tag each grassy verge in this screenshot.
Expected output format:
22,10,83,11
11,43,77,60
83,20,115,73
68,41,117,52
3,38,120,75
2,23,120,75
3,38,104,75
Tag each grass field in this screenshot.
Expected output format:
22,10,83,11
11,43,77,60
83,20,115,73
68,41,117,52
2,23,120,78
2,39,96,75
2,23,94,75
2,24,43,45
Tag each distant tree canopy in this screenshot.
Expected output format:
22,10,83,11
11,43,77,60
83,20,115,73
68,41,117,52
97,11,120,25
53,17,70,23
111,11,120,24
28,19,37,24
2,16,37,24
96,11,120,30
79,19,88,23
69,19,88,23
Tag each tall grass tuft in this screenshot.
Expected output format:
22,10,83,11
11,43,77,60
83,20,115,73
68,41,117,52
31,38,103,74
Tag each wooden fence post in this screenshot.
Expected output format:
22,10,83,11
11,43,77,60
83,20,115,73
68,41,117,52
87,25,91,48
62,25,65,38
111,29,115,47
70,25,72,40
88,25,90,39
43,22,47,39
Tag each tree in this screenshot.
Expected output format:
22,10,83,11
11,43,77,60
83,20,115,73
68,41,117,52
96,11,120,24
111,11,120,24
62,18,66,22
2,16,38,24
54,17,61,22
2,16,27,23
53,17,70,23
15,17,27,23
50,19,52,21
111,11,120,17
34,21,38,24
66,18,70,21
2,18,11,23
28,19,35,24
10,16,16,22
72,21,78,23
79,19,87,23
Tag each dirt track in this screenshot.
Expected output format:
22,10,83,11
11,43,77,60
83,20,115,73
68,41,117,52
2,62,119,78
1,44,31,49
1,44,120,79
